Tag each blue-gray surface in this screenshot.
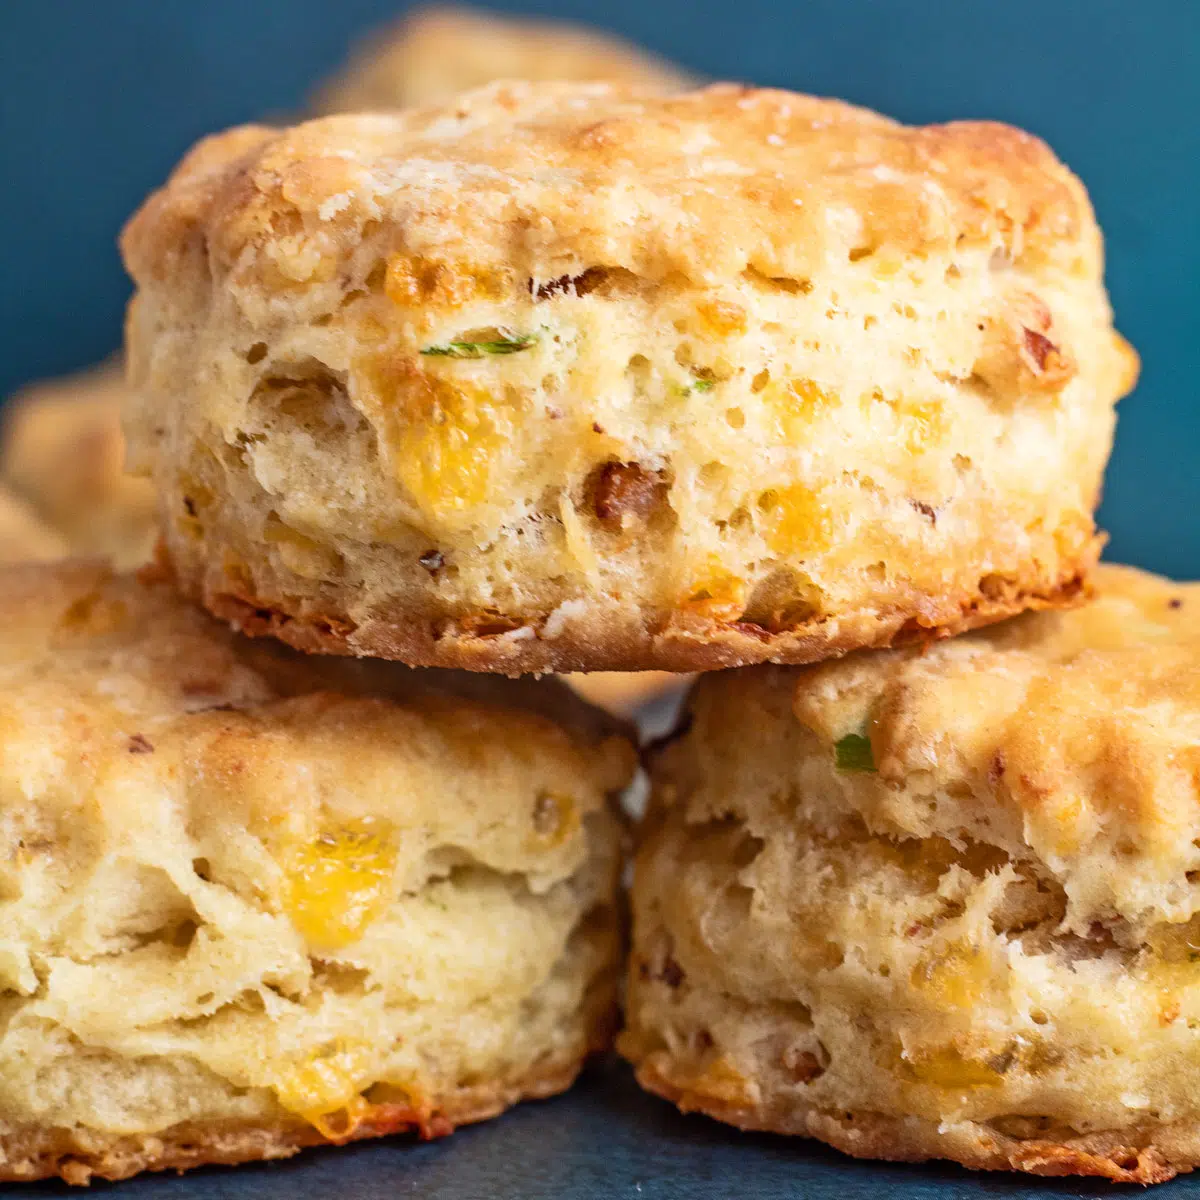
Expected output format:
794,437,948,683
1,2,1199,1196
1,0,1198,574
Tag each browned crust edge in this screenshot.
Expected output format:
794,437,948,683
163,540,1100,676
1,1042,610,1186
4,963,621,1186
625,1052,1186,1185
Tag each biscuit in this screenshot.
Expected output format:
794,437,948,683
2,361,157,565
0,560,633,1184
121,82,1136,674
621,564,1200,1184
0,485,69,562
314,5,695,113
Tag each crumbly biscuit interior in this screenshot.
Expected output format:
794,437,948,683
128,224,1128,637
0,565,628,1147
626,570,1200,1149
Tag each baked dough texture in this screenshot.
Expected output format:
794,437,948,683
621,564,1200,1183
121,82,1136,674
1,361,157,566
0,560,633,1184
0,485,69,563
0,366,669,714
314,5,695,114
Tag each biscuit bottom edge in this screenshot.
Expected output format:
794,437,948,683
621,1047,1189,1185
0,1039,609,1185
167,540,1101,675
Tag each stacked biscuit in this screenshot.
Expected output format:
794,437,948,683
5,14,1197,1193
0,562,633,1183
0,6,689,722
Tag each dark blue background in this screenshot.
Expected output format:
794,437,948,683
2,0,1197,574
1,6,1199,1195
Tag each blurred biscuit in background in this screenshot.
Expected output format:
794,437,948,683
1,360,157,566
0,484,69,563
314,4,696,113
566,672,690,741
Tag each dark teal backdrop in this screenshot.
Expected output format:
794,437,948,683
1,0,1196,573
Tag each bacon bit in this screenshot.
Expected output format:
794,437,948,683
529,267,608,300
731,620,774,643
1169,597,1184,610
1023,326,1061,372
909,499,937,524
989,752,1007,785
781,1047,825,1083
590,462,666,530
418,549,444,574
659,957,685,988
127,733,154,754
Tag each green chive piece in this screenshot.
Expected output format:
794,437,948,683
692,378,715,392
835,732,876,772
421,333,537,358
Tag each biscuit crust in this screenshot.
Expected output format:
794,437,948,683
622,565,1200,1182
181,544,1096,674
0,561,632,1184
122,83,1134,672
3,1014,610,1185
629,1056,1182,1185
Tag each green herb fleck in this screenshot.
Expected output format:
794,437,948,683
673,377,717,397
834,732,876,773
421,333,537,358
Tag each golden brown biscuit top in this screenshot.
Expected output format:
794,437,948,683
661,565,1200,930
314,5,695,113
122,81,1098,308
0,562,634,867
791,563,1200,770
